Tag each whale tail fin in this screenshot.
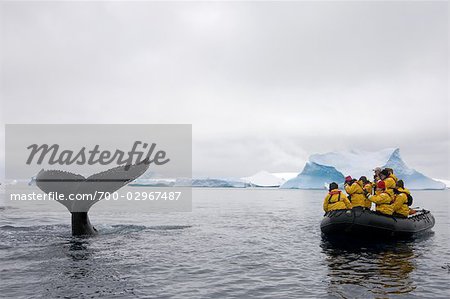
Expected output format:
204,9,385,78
35,161,150,213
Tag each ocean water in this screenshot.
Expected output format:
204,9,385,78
1,188,449,298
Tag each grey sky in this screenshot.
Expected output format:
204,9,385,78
1,1,449,179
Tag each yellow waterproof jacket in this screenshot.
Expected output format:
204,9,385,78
363,183,373,195
384,177,396,197
391,193,409,217
345,181,366,208
369,191,393,215
398,187,411,195
363,183,373,208
390,174,398,183
323,190,352,212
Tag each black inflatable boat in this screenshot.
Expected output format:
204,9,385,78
321,208,435,238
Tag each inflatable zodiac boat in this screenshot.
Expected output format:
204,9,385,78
320,208,435,238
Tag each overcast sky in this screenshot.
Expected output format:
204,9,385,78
0,1,448,179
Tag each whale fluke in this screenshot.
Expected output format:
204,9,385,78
36,161,150,236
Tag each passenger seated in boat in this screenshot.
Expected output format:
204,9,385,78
323,182,352,212
372,167,382,195
359,176,373,208
385,167,399,183
380,169,396,197
344,176,367,209
373,167,382,182
392,180,413,217
395,179,411,196
368,181,393,215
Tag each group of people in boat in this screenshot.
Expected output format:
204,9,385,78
323,167,414,218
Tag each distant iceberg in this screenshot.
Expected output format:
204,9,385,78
132,176,249,188
310,148,396,178
272,172,298,181
175,178,250,188
382,149,445,189
433,178,450,189
242,171,286,187
129,178,176,187
130,170,177,187
280,162,344,189
310,148,445,190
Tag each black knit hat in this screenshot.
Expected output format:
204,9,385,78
381,169,390,177
329,182,338,191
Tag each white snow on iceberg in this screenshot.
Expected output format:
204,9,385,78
242,171,285,187
272,172,298,181
280,162,344,189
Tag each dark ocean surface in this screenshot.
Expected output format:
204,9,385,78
1,188,449,298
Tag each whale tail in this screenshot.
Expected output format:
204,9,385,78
35,161,150,235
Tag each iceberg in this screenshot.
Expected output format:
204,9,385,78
130,170,177,187
132,176,249,188
129,178,176,187
310,148,445,190
433,178,450,189
175,178,250,188
310,148,396,178
280,162,344,189
242,171,286,187
382,149,445,190
272,172,298,181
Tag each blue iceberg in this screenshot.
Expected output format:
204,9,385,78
280,162,344,189
382,149,445,190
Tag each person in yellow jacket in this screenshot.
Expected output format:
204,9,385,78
323,182,352,212
380,169,396,197
385,168,399,183
373,167,382,182
395,179,411,196
368,181,394,215
371,167,382,196
359,176,373,208
344,176,367,209
391,192,409,218
391,180,412,217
